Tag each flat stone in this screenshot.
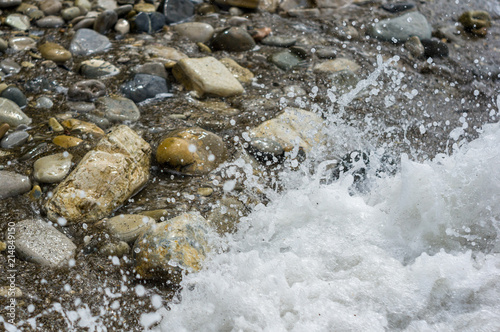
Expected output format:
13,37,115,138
0,98,31,127
52,135,83,148
173,22,215,43
246,137,284,163
38,42,72,64
219,57,254,83
133,212,212,282
0,171,31,199
157,0,195,25
381,2,415,13
61,118,105,137
211,27,256,52
96,96,140,122
0,59,21,75
0,86,27,108
1,130,30,149
40,0,62,15
5,14,30,30
9,36,36,52
45,125,151,224
94,10,118,34
36,15,65,28
34,152,73,183
132,12,166,34
215,0,259,9
249,107,326,152
269,50,302,70
172,57,244,98
0,0,21,8
68,80,107,101
97,214,155,243
367,12,432,43
79,59,120,78
156,127,227,175
121,74,169,103
314,58,360,73
61,7,82,21
13,219,76,267
132,62,168,79
70,28,112,56
261,35,297,47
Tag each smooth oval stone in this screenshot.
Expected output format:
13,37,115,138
214,0,259,9
0,130,29,149
38,42,72,64
36,15,65,28
40,0,62,15
68,80,107,101
247,137,284,163
0,86,27,108
61,7,82,21
131,62,167,79
0,59,21,75
269,50,302,70
0,0,21,8
211,27,256,52
49,117,63,131
0,123,9,139
367,12,432,43
114,18,130,35
158,0,195,25
61,118,105,137
9,36,37,52
96,96,140,122
70,28,112,56
421,39,449,58
75,0,91,11
36,96,54,109
0,98,31,127
121,74,169,103
132,12,166,34
5,14,30,30
33,152,73,183
0,171,31,199
72,17,96,30
316,47,337,59
261,35,297,47
97,214,155,243
381,2,414,13
94,10,118,34
79,59,120,78
173,22,214,43
52,135,83,148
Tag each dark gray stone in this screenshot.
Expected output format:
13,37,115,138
94,10,118,34
0,171,31,199
381,2,415,13
1,130,30,149
211,27,256,52
121,74,169,103
261,35,297,47
70,28,112,56
132,12,165,34
421,39,449,58
0,86,27,108
269,50,303,70
157,0,194,25
0,0,22,8
36,15,65,28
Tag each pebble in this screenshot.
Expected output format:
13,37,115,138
207,196,246,234
97,214,155,243
0,123,9,139
314,58,360,73
142,209,169,221
215,0,259,9
173,57,244,98
0,170,31,199
29,184,43,200
421,39,449,58
45,125,151,224
144,45,188,62
367,12,432,43
9,36,36,52
72,18,95,30
36,96,53,109
33,152,73,183
133,212,212,282
121,74,169,103
96,96,140,122
229,7,244,16
0,0,21,8
61,118,105,137
75,0,91,11
18,143,49,161
0,59,21,75
0,98,31,127
83,114,110,129
97,0,117,10
1,130,30,149
246,137,285,164
329,70,360,91
115,4,132,16
219,57,254,83
70,28,112,56
38,42,72,64
269,50,303,70
67,101,96,113
156,127,227,175
197,187,213,196
36,15,65,28
133,2,155,12
0,286,23,298
114,19,130,35
381,2,415,13
405,36,425,58
0,86,27,108
13,219,77,267
0,39,8,52
68,80,107,101
5,14,31,30
79,59,120,78
227,16,250,27
61,7,81,21
132,12,166,34
211,27,256,52
49,117,63,131
261,35,297,47
173,22,215,43
94,10,118,34
52,135,83,148
459,10,491,31
315,47,337,59
40,0,62,15
132,62,168,79
332,25,359,41
158,0,195,25
99,241,130,257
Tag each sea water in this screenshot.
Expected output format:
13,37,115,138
147,62,500,331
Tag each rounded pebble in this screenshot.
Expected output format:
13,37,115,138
33,152,73,183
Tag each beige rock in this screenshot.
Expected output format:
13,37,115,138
173,57,244,98
52,135,83,148
97,214,155,243
314,58,360,73
173,22,214,43
61,118,105,137
249,107,326,152
33,152,73,183
38,42,72,64
45,125,151,224
220,58,254,83
0,286,23,298
144,45,188,63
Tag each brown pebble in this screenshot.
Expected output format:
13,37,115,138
52,135,83,148
0,123,10,140
251,27,272,41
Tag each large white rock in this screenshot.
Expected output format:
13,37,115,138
44,125,151,224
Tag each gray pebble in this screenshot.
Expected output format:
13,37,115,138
0,98,31,127
36,15,65,28
0,59,21,75
70,28,112,56
132,62,168,79
0,86,27,108
40,0,62,15
120,74,170,103
36,96,54,109
261,35,297,47
247,137,284,163
8,36,36,52
79,59,120,78
61,7,82,21
5,14,31,30
1,130,30,149
94,10,118,34
0,0,22,8
0,171,31,199
96,96,140,122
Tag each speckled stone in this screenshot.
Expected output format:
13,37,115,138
314,58,360,73
38,42,72,64
97,214,155,243
0,171,31,199
33,152,73,183
0,98,31,127
79,59,120,78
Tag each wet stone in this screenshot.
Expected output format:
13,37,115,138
0,0,21,8
73,18,96,30
13,219,77,267
314,58,360,73
459,10,491,31
132,62,168,80
367,12,432,43
329,70,360,91
219,58,254,83
33,152,73,183
75,0,91,11
0,123,9,140
114,19,130,35
61,7,81,21
1,130,30,149
49,117,63,131
0,59,21,75
173,22,215,43
0,39,7,52
315,47,337,59
67,101,96,113
121,74,169,103
133,212,212,282
269,50,303,70
156,127,227,175
211,27,256,52
9,36,36,52
97,214,155,243
36,15,65,28
215,0,259,9
405,36,425,58
94,10,118,34
0,86,27,108
158,0,195,25
45,125,151,224
40,0,62,15
0,98,31,127
132,12,166,34
421,39,449,58
79,59,120,78
172,57,244,98
115,4,133,17
247,137,285,164
52,135,83,148
0,171,31,199
68,80,107,101
96,96,140,122
261,35,297,47
5,14,30,30
70,28,112,56
381,2,414,13
36,96,53,109
61,118,105,137
38,42,72,64
134,2,156,12
99,241,130,257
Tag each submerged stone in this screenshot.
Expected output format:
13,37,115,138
45,125,151,224
0,171,31,199
96,96,141,122
38,42,72,64
97,214,155,243
70,28,112,56
121,74,170,103
1,130,30,149
33,152,73,183
367,12,432,43
0,98,31,127
269,50,302,70
211,27,256,52
157,0,194,25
